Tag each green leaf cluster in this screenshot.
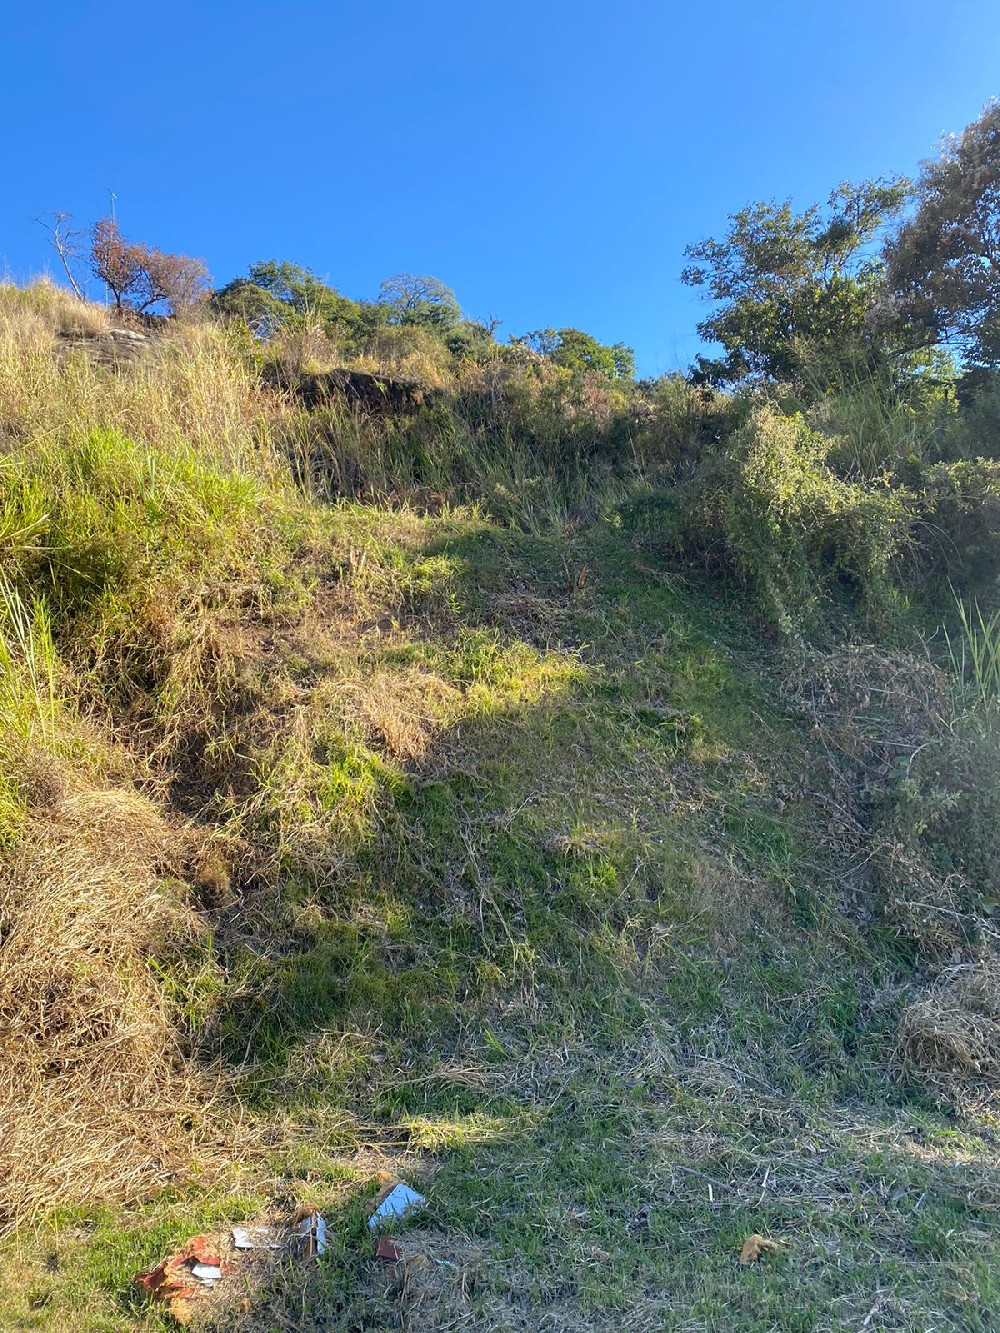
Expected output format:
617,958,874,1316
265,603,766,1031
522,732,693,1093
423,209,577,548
682,179,909,390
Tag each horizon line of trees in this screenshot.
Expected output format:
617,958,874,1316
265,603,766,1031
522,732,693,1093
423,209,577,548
35,216,639,384
32,99,1000,394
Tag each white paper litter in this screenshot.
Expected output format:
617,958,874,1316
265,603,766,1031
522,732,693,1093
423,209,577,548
368,1183,426,1231
297,1212,328,1256
232,1226,283,1251
191,1263,223,1284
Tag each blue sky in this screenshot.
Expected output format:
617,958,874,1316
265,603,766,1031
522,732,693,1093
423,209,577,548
2,1,997,376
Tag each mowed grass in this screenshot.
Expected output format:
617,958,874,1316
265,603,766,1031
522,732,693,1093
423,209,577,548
4,494,1000,1332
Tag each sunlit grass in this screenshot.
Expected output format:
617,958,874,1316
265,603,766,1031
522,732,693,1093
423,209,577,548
946,591,1000,712
1,286,1000,1331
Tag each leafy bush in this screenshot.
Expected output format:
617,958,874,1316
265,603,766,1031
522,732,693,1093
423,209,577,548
910,458,1000,603
669,407,913,634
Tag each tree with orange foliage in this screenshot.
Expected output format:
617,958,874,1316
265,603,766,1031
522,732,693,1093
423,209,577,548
90,217,209,316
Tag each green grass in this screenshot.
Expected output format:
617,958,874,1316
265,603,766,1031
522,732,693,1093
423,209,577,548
946,593,1000,714
1,303,998,1331
4,502,997,1330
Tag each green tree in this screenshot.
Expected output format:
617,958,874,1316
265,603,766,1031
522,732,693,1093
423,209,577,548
377,274,462,333
512,327,635,380
212,261,367,339
682,179,908,390
884,102,1000,369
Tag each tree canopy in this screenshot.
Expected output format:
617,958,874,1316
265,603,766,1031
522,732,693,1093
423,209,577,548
884,101,1000,370
90,217,210,315
212,261,365,337
682,179,908,390
512,327,635,381
377,274,462,332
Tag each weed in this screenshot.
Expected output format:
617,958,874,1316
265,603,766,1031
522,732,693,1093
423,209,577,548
945,592,1000,712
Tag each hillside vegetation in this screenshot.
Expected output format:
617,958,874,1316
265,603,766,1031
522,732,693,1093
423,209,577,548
6,107,1000,1331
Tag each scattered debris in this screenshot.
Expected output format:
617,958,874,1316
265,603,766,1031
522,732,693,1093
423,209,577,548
135,1235,228,1325
739,1233,781,1264
232,1225,283,1251
369,1182,426,1230
191,1262,223,1284
297,1211,329,1258
375,1236,405,1263
138,1220,322,1323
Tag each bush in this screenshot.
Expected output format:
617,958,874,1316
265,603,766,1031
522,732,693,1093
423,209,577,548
633,375,733,478
355,323,457,388
669,407,913,634
910,458,1000,604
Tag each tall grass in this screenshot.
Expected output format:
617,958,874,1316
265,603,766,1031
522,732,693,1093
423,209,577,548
0,578,58,746
0,282,286,467
945,593,1000,713
283,401,637,533
0,285,298,1228
0,579,62,842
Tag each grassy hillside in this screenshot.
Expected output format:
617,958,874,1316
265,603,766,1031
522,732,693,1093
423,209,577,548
2,284,1000,1331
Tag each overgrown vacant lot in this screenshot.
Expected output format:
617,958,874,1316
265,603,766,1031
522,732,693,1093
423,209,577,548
2,286,1000,1331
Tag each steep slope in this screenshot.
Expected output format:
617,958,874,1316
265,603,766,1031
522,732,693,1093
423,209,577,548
1,286,999,1331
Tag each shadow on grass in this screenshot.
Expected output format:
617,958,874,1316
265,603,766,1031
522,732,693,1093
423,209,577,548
206,519,773,1090
135,513,1000,1330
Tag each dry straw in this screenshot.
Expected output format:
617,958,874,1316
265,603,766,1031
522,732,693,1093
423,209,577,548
0,784,219,1231
897,958,1000,1089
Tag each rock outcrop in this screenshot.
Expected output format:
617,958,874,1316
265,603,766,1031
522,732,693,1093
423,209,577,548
289,369,438,416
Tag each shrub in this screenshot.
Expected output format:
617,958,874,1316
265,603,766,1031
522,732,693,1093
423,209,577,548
911,458,1000,603
670,407,913,634
783,640,1000,1070
633,375,732,478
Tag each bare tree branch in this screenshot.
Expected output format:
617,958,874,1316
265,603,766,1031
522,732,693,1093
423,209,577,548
35,211,87,301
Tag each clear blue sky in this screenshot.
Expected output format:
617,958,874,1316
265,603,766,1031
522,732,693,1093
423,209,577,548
2,1,997,376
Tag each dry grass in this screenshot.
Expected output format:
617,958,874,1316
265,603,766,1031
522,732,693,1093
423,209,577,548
0,283,291,469
348,325,458,391
0,279,112,340
898,956,1000,1092
780,641,952,773
0,783,219,1231
874,836,973,962
350,668,461,763
780,642,1000,1116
